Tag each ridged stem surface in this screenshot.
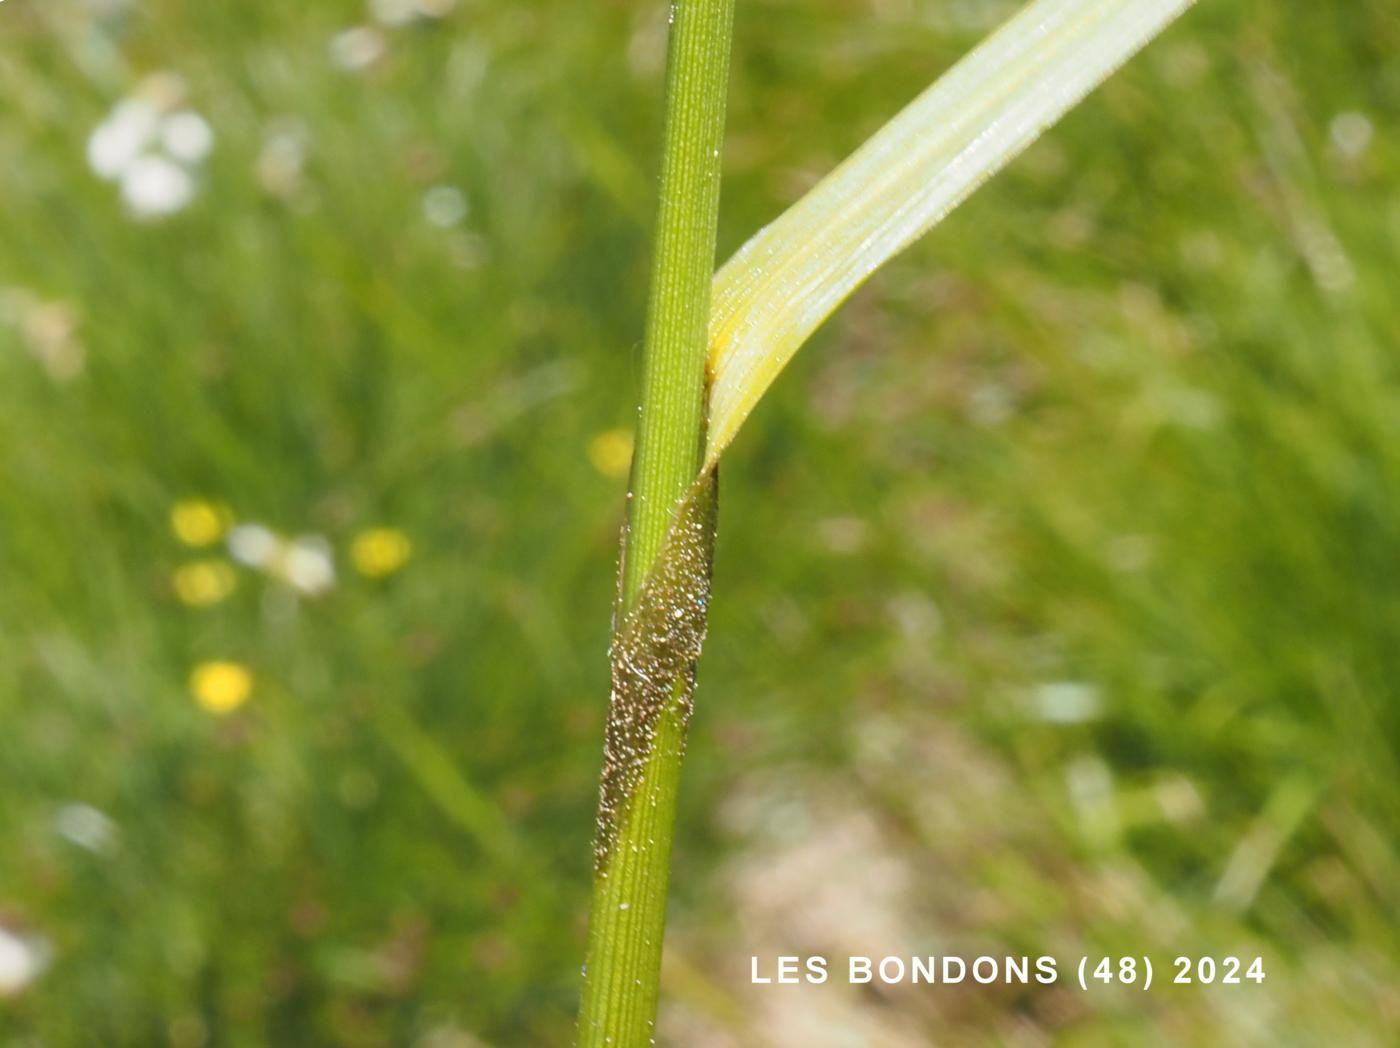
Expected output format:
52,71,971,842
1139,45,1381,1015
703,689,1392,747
578,0,735,1043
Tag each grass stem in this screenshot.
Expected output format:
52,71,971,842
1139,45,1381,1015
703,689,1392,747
620,0,735,610
578,0,735,1042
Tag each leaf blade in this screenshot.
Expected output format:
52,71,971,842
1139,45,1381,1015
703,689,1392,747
704,0,1196,468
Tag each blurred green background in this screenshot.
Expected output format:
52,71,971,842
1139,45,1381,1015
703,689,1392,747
3,0,1399,1043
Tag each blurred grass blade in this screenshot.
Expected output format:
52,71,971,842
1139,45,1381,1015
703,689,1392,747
374,703,524,867
703,0,1194,467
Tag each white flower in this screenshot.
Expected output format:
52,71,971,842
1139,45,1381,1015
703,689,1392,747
1330,111,1374,159
0,927,50,998
228,523,280,569
282,536,336,596
330,26,386,72
1031,681,1101,724
87,99,159,180
422,185,467,227
87,84,213,220
54,803,118,854
370,0,418,27
227,525,336,596
120,155,195,219
160,111,214,164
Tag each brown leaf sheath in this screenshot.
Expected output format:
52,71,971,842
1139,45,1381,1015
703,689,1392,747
594,469,718,871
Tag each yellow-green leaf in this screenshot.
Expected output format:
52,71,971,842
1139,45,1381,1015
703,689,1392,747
704,0,1195,469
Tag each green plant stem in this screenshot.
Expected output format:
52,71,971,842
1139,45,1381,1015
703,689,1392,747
620,0,734,611
577,0,735,1043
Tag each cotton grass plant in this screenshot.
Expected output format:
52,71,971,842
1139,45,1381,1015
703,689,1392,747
579,0,1195,1041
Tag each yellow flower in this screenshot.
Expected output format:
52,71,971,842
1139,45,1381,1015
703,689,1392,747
170,500,230,547
588,428,633,480
351,527,413,578
190,661,251,714
173,560,237,606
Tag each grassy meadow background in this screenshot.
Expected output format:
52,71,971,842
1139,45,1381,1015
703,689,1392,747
3,0,1400,1043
